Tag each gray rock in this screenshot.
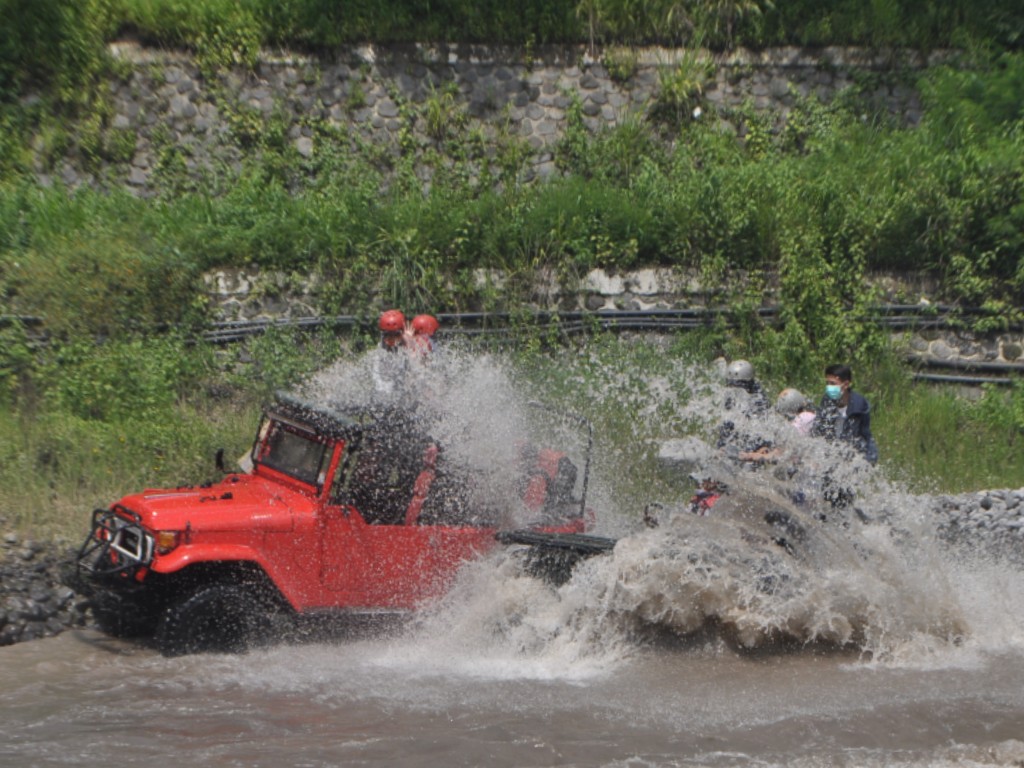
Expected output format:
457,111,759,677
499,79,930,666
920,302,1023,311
377,99,400,118
0,543,95,646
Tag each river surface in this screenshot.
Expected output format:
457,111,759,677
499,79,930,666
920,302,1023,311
2,617,1024,767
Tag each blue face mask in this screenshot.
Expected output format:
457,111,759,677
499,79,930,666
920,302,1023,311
825,384,842,401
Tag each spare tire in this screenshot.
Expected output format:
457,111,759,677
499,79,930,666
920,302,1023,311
155,584,275,657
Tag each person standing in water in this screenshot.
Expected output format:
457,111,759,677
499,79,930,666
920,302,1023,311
813,364,878,464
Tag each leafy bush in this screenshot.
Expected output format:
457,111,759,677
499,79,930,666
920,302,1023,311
4,229,203,338
0,0,114,106
40,336,212,421
922,53,1024,143
0,319,35,405
222,326,347,399
970,381,1024,444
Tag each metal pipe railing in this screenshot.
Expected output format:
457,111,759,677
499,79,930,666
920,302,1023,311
7,308,1023,385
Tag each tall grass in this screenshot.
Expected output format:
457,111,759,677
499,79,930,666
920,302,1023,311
103,0,1024,51
880,384,1024,493
0,403,259,542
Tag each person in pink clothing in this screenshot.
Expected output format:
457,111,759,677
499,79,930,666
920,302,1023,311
776,388,816,435
738,388,816,463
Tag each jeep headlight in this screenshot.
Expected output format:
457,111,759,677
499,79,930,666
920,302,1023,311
154,530,181,554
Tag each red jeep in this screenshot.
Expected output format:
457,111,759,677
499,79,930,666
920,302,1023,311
73,392,591,655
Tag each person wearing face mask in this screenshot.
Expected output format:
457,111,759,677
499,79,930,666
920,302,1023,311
812,364,878,465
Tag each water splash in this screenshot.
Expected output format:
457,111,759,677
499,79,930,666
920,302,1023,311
303,344,579,529
298,340,1024,668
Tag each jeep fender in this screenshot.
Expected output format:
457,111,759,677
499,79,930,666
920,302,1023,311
150,545,305,610
151,544,268,575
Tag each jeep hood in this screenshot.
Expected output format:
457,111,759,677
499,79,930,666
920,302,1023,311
115,474,311,532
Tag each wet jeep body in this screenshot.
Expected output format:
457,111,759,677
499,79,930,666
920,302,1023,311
74,393,589,655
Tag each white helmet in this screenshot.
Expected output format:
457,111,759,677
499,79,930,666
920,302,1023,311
726,359,755,383
776,387,809,416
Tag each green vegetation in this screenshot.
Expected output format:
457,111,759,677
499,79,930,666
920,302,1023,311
3,0,1020,81
1,1,1024,540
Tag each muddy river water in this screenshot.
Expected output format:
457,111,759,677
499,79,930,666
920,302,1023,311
3,560,1024,768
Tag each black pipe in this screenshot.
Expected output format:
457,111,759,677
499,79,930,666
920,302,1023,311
0,315,44,327
11,305,1024,358
907,356,1024,374
198,308,1024,342
912,372,1016,386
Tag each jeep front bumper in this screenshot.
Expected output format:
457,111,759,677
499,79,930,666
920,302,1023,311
76,507,155,585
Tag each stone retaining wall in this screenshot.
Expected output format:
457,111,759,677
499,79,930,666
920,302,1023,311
46,43,934,191
909,331,1024,367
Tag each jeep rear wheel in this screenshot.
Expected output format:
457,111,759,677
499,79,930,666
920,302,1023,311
155,584,275,657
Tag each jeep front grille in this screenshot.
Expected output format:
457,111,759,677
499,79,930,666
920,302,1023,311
77,507,155,579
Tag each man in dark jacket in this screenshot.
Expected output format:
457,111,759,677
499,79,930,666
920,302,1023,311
812,364,878,464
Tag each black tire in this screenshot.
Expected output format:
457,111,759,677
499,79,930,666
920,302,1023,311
85,589,162,639
92,603,160,639
155,584,276,657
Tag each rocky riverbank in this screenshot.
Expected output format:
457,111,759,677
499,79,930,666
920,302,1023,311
2,488,1023,649
934,487,1024,555
0,529,91,646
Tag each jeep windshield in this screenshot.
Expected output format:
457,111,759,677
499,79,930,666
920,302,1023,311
254,419,330,487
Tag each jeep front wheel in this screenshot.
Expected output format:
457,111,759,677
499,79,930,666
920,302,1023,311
155,584,275,657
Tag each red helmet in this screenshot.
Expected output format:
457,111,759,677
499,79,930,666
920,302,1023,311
411,314,439,337
378,309,406,333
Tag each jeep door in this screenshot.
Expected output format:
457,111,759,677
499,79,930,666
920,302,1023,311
320,506,494,609
320,435,494,608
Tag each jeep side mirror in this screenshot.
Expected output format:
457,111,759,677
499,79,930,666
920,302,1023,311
215,448,226,473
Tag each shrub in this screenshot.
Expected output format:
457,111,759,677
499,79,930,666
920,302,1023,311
6,234,203,338
39,335,212,421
